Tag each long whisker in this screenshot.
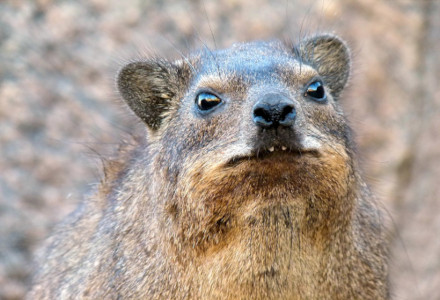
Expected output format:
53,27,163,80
160,35,197,73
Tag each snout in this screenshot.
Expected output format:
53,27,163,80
252,93,296,129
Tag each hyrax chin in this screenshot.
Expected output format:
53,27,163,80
29,34,390,299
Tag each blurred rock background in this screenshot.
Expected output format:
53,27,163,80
0,0,438,299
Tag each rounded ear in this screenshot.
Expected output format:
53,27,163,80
117,60,180,130
294,34,351,99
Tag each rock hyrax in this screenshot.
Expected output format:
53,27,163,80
29,34,390,299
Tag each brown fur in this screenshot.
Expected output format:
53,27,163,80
29,34,389,299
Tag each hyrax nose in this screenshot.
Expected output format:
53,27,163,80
252,93,296,129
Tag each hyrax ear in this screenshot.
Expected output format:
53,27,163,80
117,60,180,130
295,34,351,99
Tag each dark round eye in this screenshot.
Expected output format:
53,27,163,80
196,92,222,111
305,81,326,101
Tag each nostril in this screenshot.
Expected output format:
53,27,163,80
253,105,273,127
279,104,296,126
281,105,294,120
254,107,271,122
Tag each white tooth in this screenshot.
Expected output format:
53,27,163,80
281,146,287,151
268,146,274,152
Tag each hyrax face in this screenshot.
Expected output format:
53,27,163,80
118,35,353,252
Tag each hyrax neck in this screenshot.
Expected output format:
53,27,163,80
158,150,356,255
160,168,356,255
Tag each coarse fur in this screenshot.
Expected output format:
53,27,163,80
29,34,390,299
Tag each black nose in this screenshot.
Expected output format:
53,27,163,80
253,93,296,129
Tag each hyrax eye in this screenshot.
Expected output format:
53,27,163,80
196,92,222,111
305,81,326,101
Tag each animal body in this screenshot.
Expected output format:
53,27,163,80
29,34,389,299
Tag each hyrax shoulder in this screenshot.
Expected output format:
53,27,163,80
29,34,390,299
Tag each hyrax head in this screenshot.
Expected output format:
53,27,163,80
118,34,353,204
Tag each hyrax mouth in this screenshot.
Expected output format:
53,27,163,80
256,144,319,159
226,144,320,167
